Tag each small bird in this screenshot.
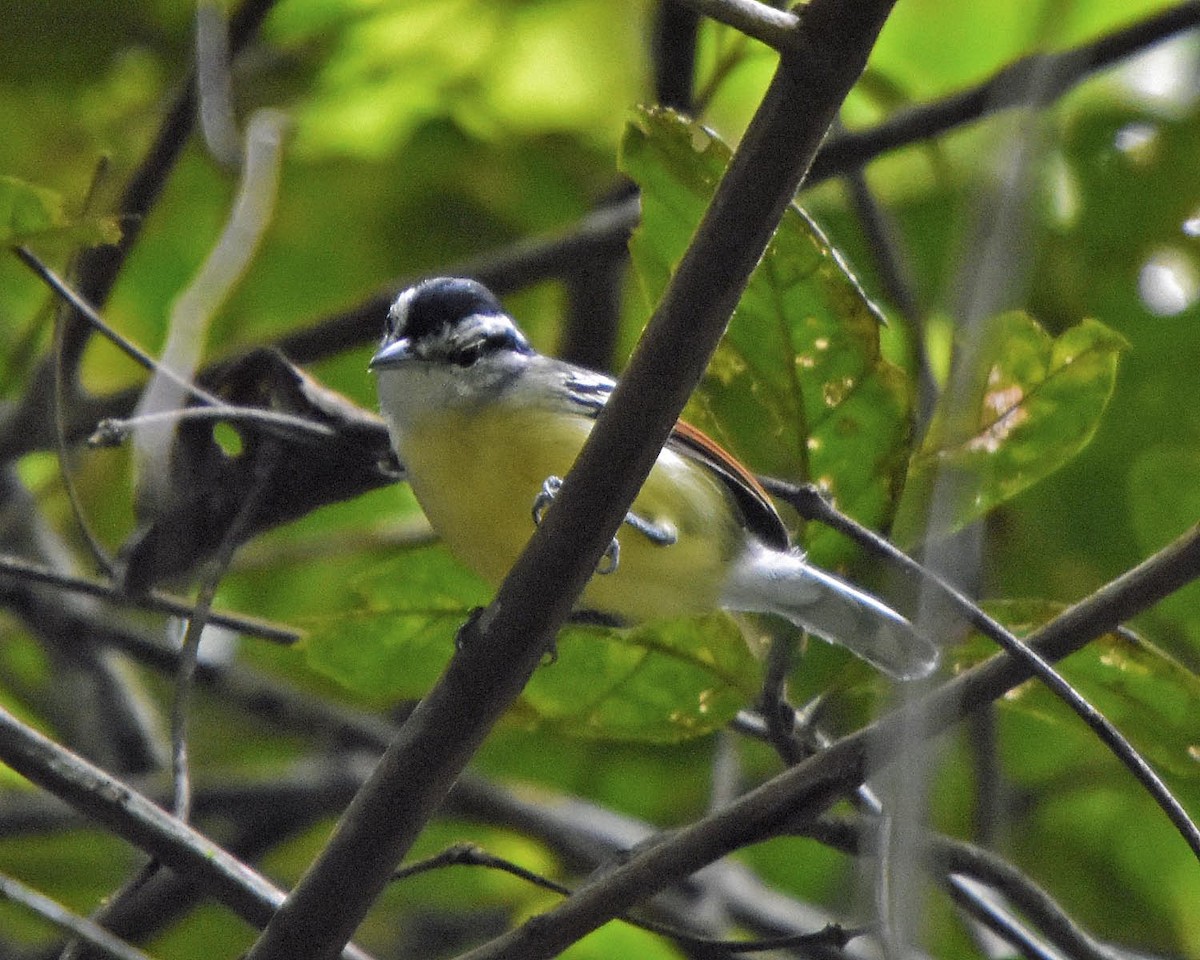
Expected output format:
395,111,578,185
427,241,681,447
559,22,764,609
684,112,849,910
371,277,938,680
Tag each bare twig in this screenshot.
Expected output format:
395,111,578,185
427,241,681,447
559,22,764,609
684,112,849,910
810,2,1200,182
274,194,642,364
672,0,801,52
89,406,337,449
0,872,155,960
0,553,299,644
14,247,224,409
393,843,868,956
171,443,279,821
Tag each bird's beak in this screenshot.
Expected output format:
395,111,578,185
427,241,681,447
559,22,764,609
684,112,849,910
369,338,412,370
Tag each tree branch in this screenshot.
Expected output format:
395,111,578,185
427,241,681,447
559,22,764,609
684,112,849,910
671,0,801,52
764,480,1200,860
0,872,154,960
0,705,376,960
0,553,298,643
810,2,1200,182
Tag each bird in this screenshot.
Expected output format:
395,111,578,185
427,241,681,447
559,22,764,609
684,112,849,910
370,277,938,680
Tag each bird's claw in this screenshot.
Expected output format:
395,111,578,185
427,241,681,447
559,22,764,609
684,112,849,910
530,474,678,577
531,475,563,526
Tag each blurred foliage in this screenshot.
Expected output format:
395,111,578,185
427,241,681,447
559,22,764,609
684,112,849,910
0,1,1198,959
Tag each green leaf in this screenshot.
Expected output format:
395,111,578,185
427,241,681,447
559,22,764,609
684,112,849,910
1127,445,1200,650
618,106,912,567
0,174,121,248
950,599,1200,782
523,615,759,743
892,312,1127,545
302,544,759,742
302,545,490,700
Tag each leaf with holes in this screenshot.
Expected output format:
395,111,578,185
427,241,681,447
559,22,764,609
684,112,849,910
303,544,760,741
619,106,912,568
892,312,1127,545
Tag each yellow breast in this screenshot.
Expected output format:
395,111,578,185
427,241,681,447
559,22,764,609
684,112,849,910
398,407,745,624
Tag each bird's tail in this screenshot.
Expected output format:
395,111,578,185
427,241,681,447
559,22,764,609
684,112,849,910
723,545,939,681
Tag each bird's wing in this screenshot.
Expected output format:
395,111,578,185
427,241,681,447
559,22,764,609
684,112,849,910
562,368,790,550
666,419,790,550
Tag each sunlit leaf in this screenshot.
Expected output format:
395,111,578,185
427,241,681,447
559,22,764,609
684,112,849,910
892,311,1126,545
0,175,120,248
619,106,912,567
303,545,759,741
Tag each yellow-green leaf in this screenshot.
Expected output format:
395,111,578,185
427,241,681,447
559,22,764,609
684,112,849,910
0,175,121,248
892,312,1127,545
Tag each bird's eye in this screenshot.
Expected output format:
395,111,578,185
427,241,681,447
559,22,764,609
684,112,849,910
455,342,483,367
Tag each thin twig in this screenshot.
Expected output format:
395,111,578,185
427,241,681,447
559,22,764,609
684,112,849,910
89,407,338,449
393,843,868,956
14,247,225,409
810,2,1200,182
672,0,801,51
0,553,299,644
51,270,118,576
171,446,278,821
0,872,155,960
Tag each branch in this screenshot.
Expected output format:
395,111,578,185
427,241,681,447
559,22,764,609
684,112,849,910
805,817,1124,960
0,705,376,960
244,4,898,959
0,553,299,643
810,2,1200,182
671,0,801,52
0,872,154,960
452,524,1200,959
274,194,642,365
395,842,868,955
14,247,224,409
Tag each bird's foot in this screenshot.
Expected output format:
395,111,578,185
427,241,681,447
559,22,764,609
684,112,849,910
531,474,678,577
